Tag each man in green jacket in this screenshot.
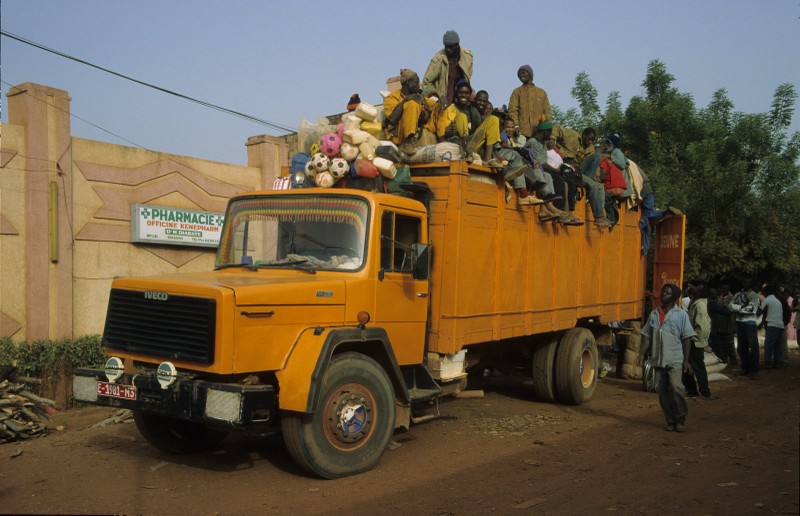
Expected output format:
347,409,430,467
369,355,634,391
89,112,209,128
508,65,552,139
422,30,473,107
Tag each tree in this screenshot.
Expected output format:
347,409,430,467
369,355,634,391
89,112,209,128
555,63,800,285
571,71,601,129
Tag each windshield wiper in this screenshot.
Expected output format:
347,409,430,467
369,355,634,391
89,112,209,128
256,255,317,274
214,262,258,271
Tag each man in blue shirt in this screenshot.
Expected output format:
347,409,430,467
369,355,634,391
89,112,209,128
760,283,785,368
637,284,696,432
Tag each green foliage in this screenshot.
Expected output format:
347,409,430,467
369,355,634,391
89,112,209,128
555,62,800,285
600,91,625,139
0,335,105,379
570,71,601,129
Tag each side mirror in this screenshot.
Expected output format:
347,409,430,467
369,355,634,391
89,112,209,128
412,243,430,280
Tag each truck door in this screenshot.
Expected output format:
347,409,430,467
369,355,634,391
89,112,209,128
374,210,428,364
652,214,686,292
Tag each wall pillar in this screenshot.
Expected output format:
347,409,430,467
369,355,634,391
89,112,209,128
7,82,73,340
246,134,288,190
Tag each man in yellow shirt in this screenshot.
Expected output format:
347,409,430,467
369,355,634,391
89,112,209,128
383,69,440,153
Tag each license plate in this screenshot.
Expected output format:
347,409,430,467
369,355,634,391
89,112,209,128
97,381,137,400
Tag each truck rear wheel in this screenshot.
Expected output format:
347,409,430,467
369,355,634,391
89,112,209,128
281,352,396,479
133,411,228,453
554,328,599,405
531,336,558,403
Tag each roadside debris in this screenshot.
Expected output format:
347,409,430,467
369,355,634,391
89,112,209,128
92,409,133,427
0,379,55,443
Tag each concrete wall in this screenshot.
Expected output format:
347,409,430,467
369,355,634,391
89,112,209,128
0,82,288,342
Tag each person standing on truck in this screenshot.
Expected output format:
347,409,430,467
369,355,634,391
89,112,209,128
383,69,440,154
508,65,552,139
637,283,696,432
422,30,473,107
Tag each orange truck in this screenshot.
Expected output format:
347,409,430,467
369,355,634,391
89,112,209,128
73,160,685,478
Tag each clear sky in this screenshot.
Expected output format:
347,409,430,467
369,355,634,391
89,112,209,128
2,0,799,165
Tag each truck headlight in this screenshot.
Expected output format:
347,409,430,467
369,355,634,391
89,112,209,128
104,357,124,383
156,361,178,389
205,389,242,422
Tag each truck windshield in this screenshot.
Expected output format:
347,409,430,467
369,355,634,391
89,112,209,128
215,195,369,271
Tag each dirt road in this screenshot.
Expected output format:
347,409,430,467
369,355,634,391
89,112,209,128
2,352,798,515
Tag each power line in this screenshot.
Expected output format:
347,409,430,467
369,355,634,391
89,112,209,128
1,30,297,134
1,78,246,178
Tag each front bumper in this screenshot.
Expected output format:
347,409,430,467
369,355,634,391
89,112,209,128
73,367,276,430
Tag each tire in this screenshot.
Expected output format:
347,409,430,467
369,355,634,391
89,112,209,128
531,336,558,403
281,352,396,479
554,328,599,405
133,411,228,453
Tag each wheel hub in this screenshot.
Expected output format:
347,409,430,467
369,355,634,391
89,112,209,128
580,349,596,388
324,386,374,448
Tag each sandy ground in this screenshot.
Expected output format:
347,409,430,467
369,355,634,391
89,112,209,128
1,350,798,515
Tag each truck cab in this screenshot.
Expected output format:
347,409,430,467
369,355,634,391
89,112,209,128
74,188,438,478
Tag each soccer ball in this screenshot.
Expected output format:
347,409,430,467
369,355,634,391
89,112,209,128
320,133,342,158
304,160,316,178
339,142,359,161
315,171,335,188
310,152,330,172
329,158,349,178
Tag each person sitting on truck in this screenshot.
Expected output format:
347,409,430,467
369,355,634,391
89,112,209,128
545,140,583,226
437,81,509,173
552,126,611,228
383,69,440,155
605,133,633,197
522,119,576,225
500,117,540,205
634,166,682,225
471,90,505,167
496,116,561,211
546,138,584,226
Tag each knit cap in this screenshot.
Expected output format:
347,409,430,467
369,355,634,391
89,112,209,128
346,93,361,112
443,30,460,46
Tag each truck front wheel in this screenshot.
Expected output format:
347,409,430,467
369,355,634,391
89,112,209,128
281,352,396,479
133,411,228,453
554,328,599,405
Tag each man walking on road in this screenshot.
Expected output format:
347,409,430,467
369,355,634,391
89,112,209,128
637,284,696,432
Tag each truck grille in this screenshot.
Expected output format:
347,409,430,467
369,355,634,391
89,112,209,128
103,288,216,364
